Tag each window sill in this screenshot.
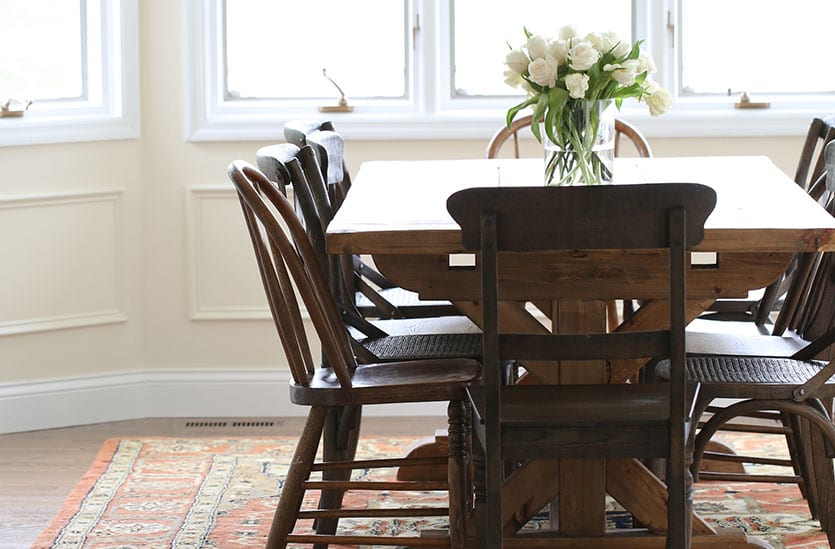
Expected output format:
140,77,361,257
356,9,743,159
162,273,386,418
0,109,141,148
186,100,832,143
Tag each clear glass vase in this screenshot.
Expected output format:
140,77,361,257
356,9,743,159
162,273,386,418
543,99,615,186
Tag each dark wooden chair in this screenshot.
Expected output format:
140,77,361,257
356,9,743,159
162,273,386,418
675,186,835,503
657,251,835,545
486,114,653,159
447,183,716,548
255,142,482,365
485,114,654,330
279,120,462,321
696,116,835,325
228,159,481,548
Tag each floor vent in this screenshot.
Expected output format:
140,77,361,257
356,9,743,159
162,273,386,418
231,421,275,428
185,421,228,428
183,419,277,429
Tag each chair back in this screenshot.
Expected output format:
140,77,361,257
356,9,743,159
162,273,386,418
485,114,653,159
447,183,715,450
284,119,352,201
254,143,297,196
448,184,714,548
307,129,350,193
795,116,835,194
227,160,357,388
283,119,334,147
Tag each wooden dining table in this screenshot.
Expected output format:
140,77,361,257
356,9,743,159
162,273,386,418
326,156,835,547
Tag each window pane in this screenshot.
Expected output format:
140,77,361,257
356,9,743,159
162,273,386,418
225,0,407,100
452,0,632,97
681,0,835,95
0,0,83,101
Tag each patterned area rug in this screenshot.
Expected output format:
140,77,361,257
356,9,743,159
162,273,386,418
34,433,830,548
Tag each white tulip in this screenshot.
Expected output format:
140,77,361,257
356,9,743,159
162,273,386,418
526,35,549,60
568,41,599,71
527,56,559,88
642,80,672,116
505,49,530,75
559,25,578,40
604,59,640,85
604,32,632,58
565,73,590,99
548,40,568,65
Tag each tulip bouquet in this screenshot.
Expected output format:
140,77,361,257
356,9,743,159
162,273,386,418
504,26,671,185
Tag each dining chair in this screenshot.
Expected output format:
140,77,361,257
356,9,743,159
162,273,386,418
696,116,835,326
447,183,716,548
255,142,482,365
228,159,481,548
485,113,653,159
279,120,462,321
656,253,835,545
485,114,654,330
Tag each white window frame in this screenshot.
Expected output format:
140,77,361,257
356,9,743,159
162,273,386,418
0,0,140,148
185,0,835,142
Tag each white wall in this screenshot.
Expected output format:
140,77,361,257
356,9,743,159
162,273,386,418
0,0,810,432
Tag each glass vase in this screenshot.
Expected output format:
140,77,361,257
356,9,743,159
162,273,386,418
543,99,615,186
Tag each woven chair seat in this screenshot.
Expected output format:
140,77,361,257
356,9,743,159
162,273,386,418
658,355,832,386
361,333,482,360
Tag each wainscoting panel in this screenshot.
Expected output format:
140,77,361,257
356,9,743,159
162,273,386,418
0,191,127,336
187,187,270,320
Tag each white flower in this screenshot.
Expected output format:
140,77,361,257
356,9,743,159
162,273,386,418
548,40,568,66
584,32,606,52
565,73,590,99
604,32,631,58
528,56,559,88
503,69,523,88
637,50,657,75
559,25,578,40
604,59,640,85
568,41,599,71
641,80,672,116
505,49,529,76
526,35,549,60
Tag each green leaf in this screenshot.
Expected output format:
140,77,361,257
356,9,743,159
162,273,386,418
506,96,538,129
530,95,549,143
543,88,567,144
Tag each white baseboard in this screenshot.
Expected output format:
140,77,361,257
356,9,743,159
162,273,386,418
0,369,447,434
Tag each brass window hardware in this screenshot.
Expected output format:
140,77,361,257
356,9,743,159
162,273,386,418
1,98,32,118
318,69,353,113
728,89,770,109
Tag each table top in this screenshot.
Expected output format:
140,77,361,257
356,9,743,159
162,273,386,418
326,156,835,255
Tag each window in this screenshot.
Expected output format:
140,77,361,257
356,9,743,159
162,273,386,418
186,0,835,141
224,1,408,101
451,1,632,98
679,0,835,96
0,0,139,147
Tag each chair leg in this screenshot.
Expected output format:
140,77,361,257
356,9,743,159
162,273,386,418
666,435,693,549
266,405,327,549
313,405,362,548
447,399,468,549
807,422,835,547
791,414,820,518
471,441,488,548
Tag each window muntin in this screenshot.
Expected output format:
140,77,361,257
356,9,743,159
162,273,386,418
223,0,408,101
451,0,633,98
679,0,835,96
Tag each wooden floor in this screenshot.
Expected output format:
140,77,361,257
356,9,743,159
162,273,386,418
0,415,447,548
